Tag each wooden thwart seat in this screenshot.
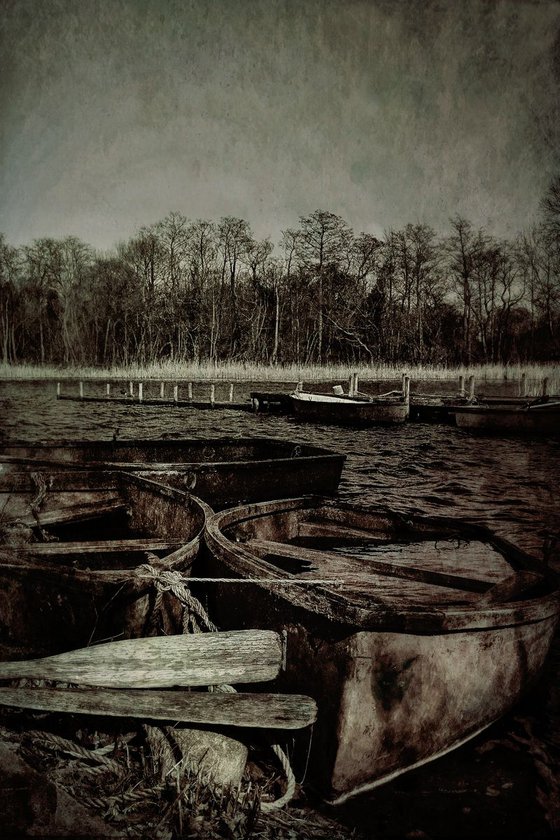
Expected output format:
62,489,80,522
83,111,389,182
13,497,128,527
21,538,183,556
248,538,511,596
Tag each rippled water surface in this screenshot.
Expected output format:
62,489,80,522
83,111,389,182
1,379,559,838
1,380,558,559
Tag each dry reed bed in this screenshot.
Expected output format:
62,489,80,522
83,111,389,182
1,361,558,389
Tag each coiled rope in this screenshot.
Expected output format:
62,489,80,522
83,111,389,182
134,562,298,811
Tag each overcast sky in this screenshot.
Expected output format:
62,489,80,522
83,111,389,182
1,0,559,251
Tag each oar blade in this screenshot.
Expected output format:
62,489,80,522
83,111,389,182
0,630,283,688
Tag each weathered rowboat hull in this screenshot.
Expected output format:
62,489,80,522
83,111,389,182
202,497,560,803
0,437,345,507
0,471,209,658
290,392,408,425
454,404,560,435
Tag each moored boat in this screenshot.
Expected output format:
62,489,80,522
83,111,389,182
202,496,560,803
289,391,409,425
454,400,560,435
0,470,209,658
0,437,345,507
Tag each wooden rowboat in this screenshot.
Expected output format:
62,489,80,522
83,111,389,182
0,470,209,658
203,496,560,803
0,437,345,507
453,401,560,435
289,391,409,425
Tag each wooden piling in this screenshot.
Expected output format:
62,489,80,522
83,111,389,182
79,381,84,400
173,384,178,403
129,381,134,397
210,384,215,405
468,375,475,401
56,382,61,398
229,383,234,402
138,383,143,402
458,374,465,396
106,383,111,397
160,382,165,399
187,382,193,401
542,377,549,397
520,372,527,397
404,375,411,401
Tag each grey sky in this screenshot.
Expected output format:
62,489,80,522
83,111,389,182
1,0,559,251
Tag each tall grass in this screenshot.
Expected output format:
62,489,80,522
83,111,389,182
0,360,558,391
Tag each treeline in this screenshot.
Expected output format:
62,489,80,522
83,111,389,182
1,179,559,367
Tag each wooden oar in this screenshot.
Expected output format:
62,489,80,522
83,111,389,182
0,687,317,730
0,631,283,688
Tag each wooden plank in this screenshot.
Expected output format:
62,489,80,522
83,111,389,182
13,499,128,527
0,631,283,687
298,522,381,541
0,687,317,729
477,571,544,604
249,538,494,594
21,538,182,556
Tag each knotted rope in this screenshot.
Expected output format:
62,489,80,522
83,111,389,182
133,562,298,811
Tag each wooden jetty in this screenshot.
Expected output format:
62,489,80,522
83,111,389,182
56,379,253,411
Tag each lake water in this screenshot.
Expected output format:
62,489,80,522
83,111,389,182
1,378,559,839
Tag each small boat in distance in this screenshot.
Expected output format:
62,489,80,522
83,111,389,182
289,390,409,425
0,470,209,658
203,496,560,804
0,437,345,507
454,400,560,435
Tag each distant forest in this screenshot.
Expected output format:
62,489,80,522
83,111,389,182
1,177,559,368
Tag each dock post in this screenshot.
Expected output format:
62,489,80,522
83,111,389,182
138,382,143,402
160,382,165,399
79,381,84,400
210,383,215,405
404,375,411,401
187,382,193,401
458,374,465,396
542,377,549,397
229,383,234,402
520,373,527,397
401,372,407,397
468,375,475,401
129,381,134,397
106,383,111,398
56,382,61,398
173,384,178,403
295,381,303,393
354,372,359,395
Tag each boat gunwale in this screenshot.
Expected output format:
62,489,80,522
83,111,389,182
0,470,212,585
204,496,560,634
0,436,345,461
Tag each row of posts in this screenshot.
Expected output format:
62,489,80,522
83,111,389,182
347,371,550,400
59,373,551,403
59,381,236,404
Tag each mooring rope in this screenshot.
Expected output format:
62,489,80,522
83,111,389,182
135,562,298,811
24,730,125,775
